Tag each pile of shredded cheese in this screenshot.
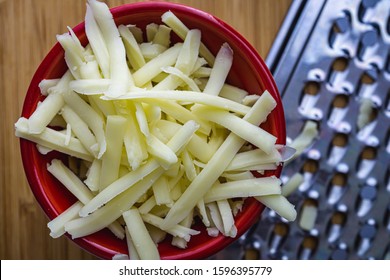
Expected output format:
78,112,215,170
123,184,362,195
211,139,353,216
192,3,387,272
15,0,296,260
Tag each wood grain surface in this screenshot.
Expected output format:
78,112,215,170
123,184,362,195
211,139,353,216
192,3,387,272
0,0,291,260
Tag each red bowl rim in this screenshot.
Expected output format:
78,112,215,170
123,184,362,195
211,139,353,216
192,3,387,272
19,1,286,260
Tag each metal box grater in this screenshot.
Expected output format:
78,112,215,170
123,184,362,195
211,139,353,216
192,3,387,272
214,0,390,260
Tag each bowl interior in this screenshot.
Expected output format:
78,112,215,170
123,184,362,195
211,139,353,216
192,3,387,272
20,2,285,260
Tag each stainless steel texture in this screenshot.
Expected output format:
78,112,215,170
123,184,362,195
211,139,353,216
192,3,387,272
215,0,390,260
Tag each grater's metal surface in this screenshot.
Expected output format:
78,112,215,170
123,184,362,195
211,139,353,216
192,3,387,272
215,0,390,260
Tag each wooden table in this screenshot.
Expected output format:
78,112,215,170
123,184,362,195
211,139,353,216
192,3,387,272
0,0,291,259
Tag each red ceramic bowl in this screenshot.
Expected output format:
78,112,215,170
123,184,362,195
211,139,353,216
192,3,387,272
20,2,285,259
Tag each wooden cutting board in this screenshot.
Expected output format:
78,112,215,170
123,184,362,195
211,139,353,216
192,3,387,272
0,0,291,259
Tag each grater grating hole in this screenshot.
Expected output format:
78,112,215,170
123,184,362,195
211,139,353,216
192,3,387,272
332,172,348,186
328,12,351,49
303,81,321,95
328,94,350,129
331,211,347,225
297,235,318,260
327,171,348,205
356,69,379,100
333,94,349,108
360,70,377,85
356,146,377,179
326,210,347,243
357,29,379,61
327,132,349,166
302,158,319,173
268,222,289,256
332,132,349,147
355,179,378,217
243,248,260,260
355,219,377,257
332,57,349,71
358,0,380,23
328,57,350,88
299,159,319,192
359,145,377,159
299,81,321,116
